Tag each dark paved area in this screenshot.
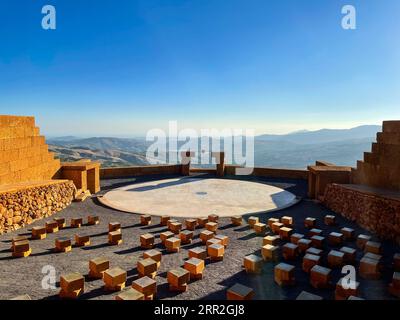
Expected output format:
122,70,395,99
0,174,398,300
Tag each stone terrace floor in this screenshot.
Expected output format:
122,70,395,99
0,174,398,300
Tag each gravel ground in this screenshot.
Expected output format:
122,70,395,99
0,175,398,300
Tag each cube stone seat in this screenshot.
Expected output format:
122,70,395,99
262,244,280,262
254,223,267,235
167,268,190,292
75,234,90,247
188,247,207,260
165,237,181,253
89,257,110,279
160,231,174,244
11,236,28,250
109,222,121,232
290,233,304,245
205,222,218,233
143,249,162,268
108,230,122,245
31,226,46,240
309,228,322,237
324,215,336,226
248,216,259,228
281,216,293,226
167,219,178,229
87,215,99,225
231,216,242,226
185,219,197,231
226,283,254,300
214,234,229,247
268,218,279,229
140,233,155,249
310,265,332,289
311,235,325,249
208,214,219,223
243,254,263,273
208,243,224,261
12,240,31,258
388,272,400,298
137,258,158,279
54,217,66,229
200,230,214,244
197,217,208,228
274,263,295,286
170,222,183,234
282,243,299,260
71,218,83,228
327,250,345,268
207,238,222,247
160,215,170,226
184,257,205,280
55,237,72,253
297,238,312,253
59,273,84,299
335,277,360,300
359,257,381,280
132,276,157,300
296,291,323,300
304,217,316,228
356,234,371,250
263,235,280,246
103,267,127,291
341,227,355,240
306,247,322,256
340,247,357,264
279,227,293,241
302,254,321,273
271,222,283,234
115,288,144,300
365,241,382,254
45,221,59,233
179,230,194,244
140,215,151,226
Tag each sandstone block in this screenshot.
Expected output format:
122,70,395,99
243,254,263,274
75,234,90,247
140,215,151,226
55,237,72,253
310,265,331,289
59,273,84,299
208,243,225,261
185,219,197,231
108,222,121,232
137,258,158,279
179,230,194,244
89,257,109,279
103,267,127,292
226,283,254,300
132,276,157,300
184,257,205,280
115,288,144,300
200,230,214,244
167,268,190,292
165,237,181,253
274,263,295,286
108,230,122,245
188,247,207,260
140,233,155,249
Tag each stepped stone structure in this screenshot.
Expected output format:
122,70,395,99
352,121,400,191
0,115,76,234
323,121,400,243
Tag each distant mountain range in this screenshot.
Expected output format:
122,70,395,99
47,125,381,169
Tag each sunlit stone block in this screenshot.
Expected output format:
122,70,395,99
103,267,127,292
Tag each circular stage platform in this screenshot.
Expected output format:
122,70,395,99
99,177,298,218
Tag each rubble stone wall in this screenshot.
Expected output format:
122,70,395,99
0,180,75,234
323,183,400,244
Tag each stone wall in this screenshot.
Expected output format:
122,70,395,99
323,183,400,244
0,115,60,185
0,180,75,234
100,164,183,179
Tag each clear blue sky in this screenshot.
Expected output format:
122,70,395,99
0,0,399,136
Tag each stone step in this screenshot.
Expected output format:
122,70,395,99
383,121,400,133
377,132,400,145
363,152,379,165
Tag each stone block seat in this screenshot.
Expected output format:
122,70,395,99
184,257,205,280
185,219,197,231
11,236,28,250
103,267,127,292
55,237,72,253
115,288,144,300
59,273,84,299
70,218,83,228
167,268,190,292
87,215,99,225
12,240,31,258
188,247,207,260
45,221,59,234
388,272,400,298
160,231,174,244
208,243,225,261
165,237,181,253
137,258,158,279
108,230,122,245
31,226,46,240
143,249,162,268
74,234,90,247
310,265,332,289
243,254,263,274
140,233,155,249
231,216,242,226
140,215,151,226
205,222,218,233
169,222,182,234
179,230,194,244
214,234,229,247
335,277,360,300
254,222,267,235
132,276,157,300
226,283,254,300
89,257,110,279
108,222,121,232
263,235,280,246
248,216,259,228
54,217,66,229
160,215,170,226
197,217,208,228
303,254,321,273
274,263,295,286
200,230,214,244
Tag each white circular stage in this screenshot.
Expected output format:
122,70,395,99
99,177,298,218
